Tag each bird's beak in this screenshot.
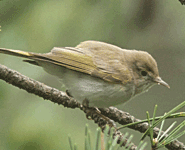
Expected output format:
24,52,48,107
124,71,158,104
154,77,170,88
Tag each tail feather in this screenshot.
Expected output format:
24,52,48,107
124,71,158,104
23,60,40,66
0,48,33,58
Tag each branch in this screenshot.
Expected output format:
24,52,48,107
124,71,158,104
99,107,185,150
0,64,136,149
0,64,184,150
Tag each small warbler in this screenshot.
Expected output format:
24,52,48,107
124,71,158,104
0,41,169,108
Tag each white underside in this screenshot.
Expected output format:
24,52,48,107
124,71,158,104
39,62,135,108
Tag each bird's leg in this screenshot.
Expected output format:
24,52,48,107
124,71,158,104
66,89,73,97
82,98,92,120
82,99,116,127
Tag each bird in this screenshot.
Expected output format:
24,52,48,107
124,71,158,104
0,40,169,108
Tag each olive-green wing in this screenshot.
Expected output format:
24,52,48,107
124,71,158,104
44,40,132,83
41,46,125,83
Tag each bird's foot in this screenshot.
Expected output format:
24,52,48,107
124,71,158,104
82,99,116,127
66,89,73,97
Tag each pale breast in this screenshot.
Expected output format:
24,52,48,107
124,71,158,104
37,59,136,108
62,70,135,107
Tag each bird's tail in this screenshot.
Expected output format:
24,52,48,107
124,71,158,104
0,48,33,58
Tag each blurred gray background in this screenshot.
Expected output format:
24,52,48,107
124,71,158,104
0,0,185,149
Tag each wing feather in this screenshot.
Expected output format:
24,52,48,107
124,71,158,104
29,41,132,84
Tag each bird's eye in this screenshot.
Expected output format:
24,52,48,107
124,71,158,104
141,70,147,76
